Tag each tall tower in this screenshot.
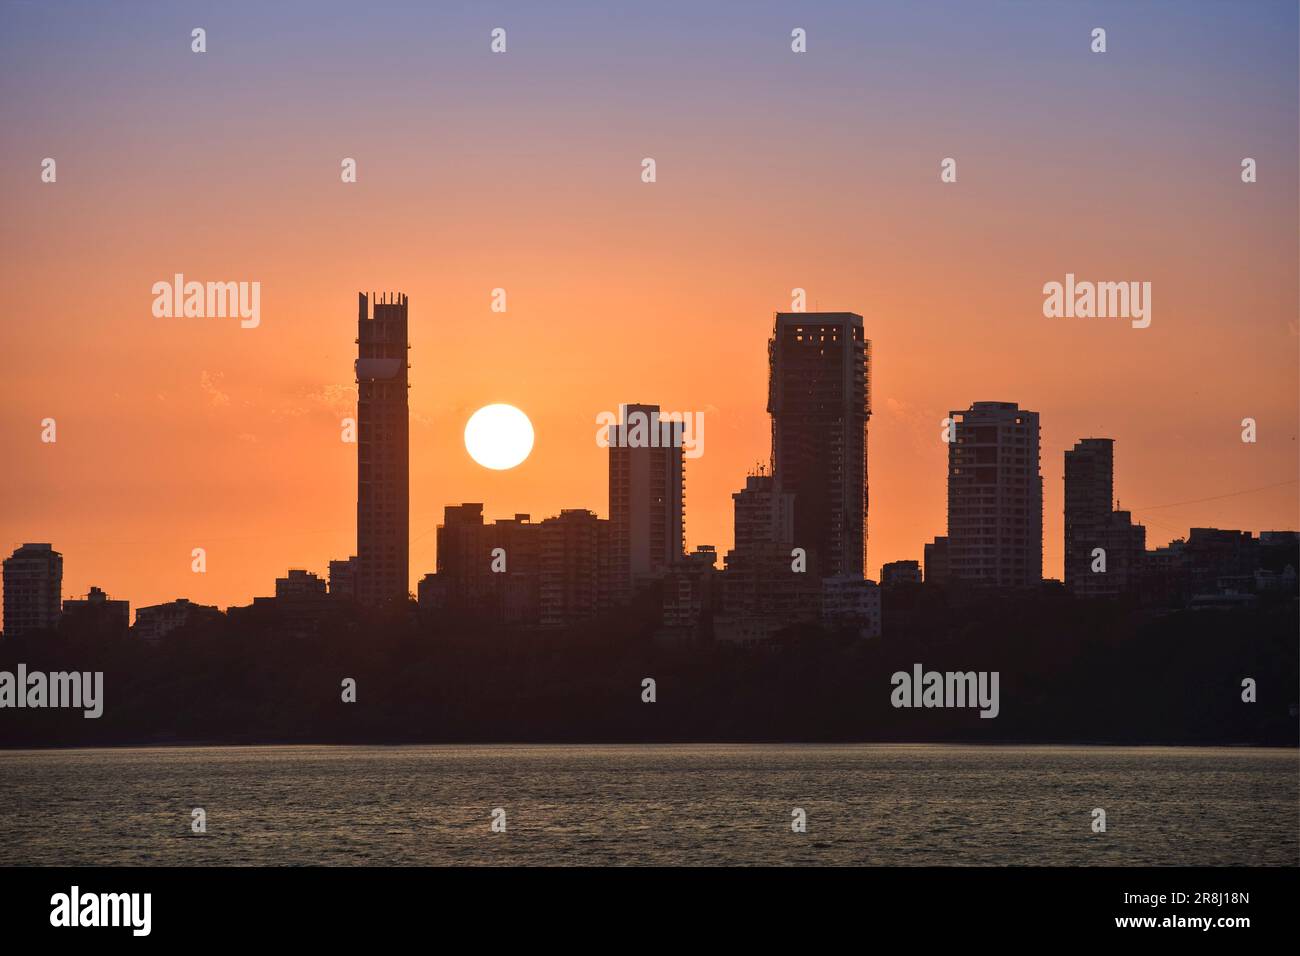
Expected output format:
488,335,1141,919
947,401,1042,587
767,312,870,578
355,292,410,608
608,403,685,604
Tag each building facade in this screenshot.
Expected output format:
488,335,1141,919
539,510,611,629
1064,438,1145,598
881,560,922,587
328,556,358,601
821,576,882,638
61,586,129,636
768,312,870,578
434,504,542,623
924,536,950,584
946,402,1042,587
608,403,685,605
721,473,819,625
2,543,63,638
132,598,221,644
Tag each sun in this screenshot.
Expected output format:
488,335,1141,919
464,404,534,470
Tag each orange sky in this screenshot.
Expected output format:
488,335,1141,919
1,2,1296,623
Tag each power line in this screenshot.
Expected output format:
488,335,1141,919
1128,479,1299,513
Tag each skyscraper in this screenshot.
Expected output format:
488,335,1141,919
767,312,870,578
608,403,685,604
1064,438,1146,597
2,543,63,637
355,292,410,608
947,401,1042,587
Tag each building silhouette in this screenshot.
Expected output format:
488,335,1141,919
132,598,221,644
660,546,720,638
608,403,685,604
436,503,493,611
539,509,611,629
768,312,870,578
486,512,543,623
924,536,950,584
275,570,331,618
1185,528,1261,597
431,504,541,623
720,473,818,635
1257,532,1300,595
355,292,410,608
1137,529,1298,608
881,560,922,587
328,556,358,601
1064,438,1145,597
61,586,129,637
821,576,882,638
946,402,1042,587
2,543,62,638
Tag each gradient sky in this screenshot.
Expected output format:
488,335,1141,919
2,0,1297,625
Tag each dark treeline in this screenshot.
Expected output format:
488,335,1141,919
1,586,1296,747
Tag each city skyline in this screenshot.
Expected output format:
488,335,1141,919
3,298,1296,632
2,1,1297,623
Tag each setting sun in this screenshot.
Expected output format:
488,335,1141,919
463,404,535,471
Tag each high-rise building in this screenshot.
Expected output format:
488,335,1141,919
1064,438,1144,597
767,312,870,578
608,403,685,604
355,292,410,608
946,401,1042,587
539,509,611,628
2,543,63,638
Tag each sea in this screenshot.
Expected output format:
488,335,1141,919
1,744,1295,866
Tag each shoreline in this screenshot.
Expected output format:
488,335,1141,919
3,739,1297,752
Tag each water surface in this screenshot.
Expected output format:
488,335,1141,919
1,744,1295,865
